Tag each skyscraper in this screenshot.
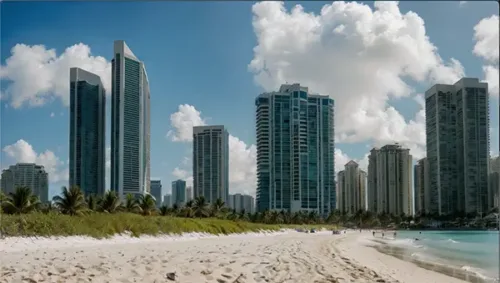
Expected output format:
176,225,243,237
425,78,489,216
171,179,187,206
111,40,151,199
337,161,366,214
192,126,229,204
228,194,255,213
488,157,500,211
1,163,49,203
414,157,430,215
150,180,163,208
255,83,335,216
367,144,413,216
69,68,106,196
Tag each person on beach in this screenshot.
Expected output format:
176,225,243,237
382,232,384,238
393,232,397,238
372,231,375,237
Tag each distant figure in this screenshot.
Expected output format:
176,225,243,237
360,229,362,233
372,231,375,237
382,232,385,238
393,232,397,238
419,232,422,234
415,238,420,241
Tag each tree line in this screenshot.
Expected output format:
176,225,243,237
1,186,494,228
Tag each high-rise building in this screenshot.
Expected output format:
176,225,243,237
110,40,151,199
336,161,366,214
150,180,162,208
367,144,413,216
163,194,172,207
69,67,106,196
228,194,255,213
489,157,500,211
414,157,430,215
172,179,187,206
255,83,335,216
1,163,49,203
425,78,489,216
193,125,229,204
186,186,193,202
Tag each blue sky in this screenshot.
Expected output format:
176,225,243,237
1,1,498,199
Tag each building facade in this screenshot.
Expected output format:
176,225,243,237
367,144,413,216
1,163,49,203
414,157,430,215
255,83,335,216
336,161,366,214
150,180,162,208
192,125,229,204
171,179,187,206
69,67,106,196
489,157,500,211
186,186,193,202
163,194,172,207
110,40,151,199
425,78,489,216
228,194,255,213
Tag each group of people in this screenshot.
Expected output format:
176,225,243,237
372,230,397,238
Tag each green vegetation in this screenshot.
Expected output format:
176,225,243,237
0,187,336,238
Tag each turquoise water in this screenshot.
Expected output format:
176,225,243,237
386,231,499,281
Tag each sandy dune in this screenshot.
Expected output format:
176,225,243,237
0,230,467,283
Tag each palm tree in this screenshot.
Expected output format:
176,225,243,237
52,186,87,215
1,186,40,214
123,193,140,213
99,191,121,213
210,198,226,218
193,196,209,218
180,200,195,218
159,205,169,216
138,194,156,216
86,194,98,211
40,202,57,214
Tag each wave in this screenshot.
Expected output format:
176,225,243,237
446,238,459,244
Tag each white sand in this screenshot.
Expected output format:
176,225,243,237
0,230,467,283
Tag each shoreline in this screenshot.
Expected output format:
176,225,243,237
0,230,478,283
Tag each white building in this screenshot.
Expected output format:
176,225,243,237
163,194,172,207
186,186,193,202
367,144,413,216
110,40,151,199
414,158,430,215
337,161,366,214
228,194,255,213
193,125,229,204
1,163,49,203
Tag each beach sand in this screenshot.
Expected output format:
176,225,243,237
0,230,468,283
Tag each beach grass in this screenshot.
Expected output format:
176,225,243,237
0,212,336,238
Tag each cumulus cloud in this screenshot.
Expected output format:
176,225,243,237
169,104,257,196
0,43,111,108
473,15,499,97
249,1,465,158
2,139,68,183
166,104,207,142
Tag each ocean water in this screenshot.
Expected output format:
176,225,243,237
378,231,499,282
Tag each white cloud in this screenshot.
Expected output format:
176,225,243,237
169,104,257,196
50,112,55,118
459,1,467,7
0,43,111,108
166,104,207,142
473,15,499,98
2,139,68,183
249,1,465,159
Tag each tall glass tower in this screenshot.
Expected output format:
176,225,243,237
111,40,151,198
192,125,229,204
425,78,489,216
69,67,105,196
255,84,335,216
